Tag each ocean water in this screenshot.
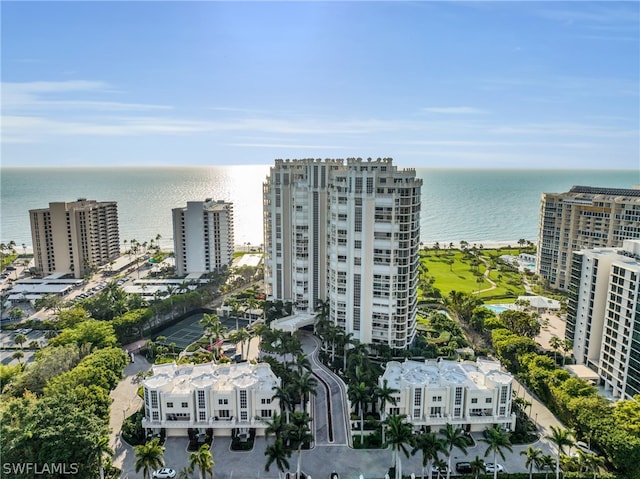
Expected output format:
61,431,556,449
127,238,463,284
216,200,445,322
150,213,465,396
1,166,637,249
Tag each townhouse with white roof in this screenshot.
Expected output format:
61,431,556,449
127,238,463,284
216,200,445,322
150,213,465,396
142,361,280,438
379,358,515,432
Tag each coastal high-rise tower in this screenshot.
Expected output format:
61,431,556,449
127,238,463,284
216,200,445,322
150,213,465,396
263,158,422,348
29,199,120,278
172,199,234,276
536,186,640,291
566,239,640,399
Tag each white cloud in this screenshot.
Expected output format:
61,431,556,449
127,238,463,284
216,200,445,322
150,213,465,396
422,107,486,115
2,80,171,112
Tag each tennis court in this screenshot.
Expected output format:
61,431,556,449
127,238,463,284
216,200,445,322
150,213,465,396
154,312,206,349
154,312,250,350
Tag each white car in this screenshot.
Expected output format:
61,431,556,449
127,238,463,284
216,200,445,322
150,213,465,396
152,468,176,479
485,463,504,473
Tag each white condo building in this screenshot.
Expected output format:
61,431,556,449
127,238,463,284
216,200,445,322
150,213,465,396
537,186,640,291
29,199,120,279
379,359,516,432
263,158,422,349
172,199,234,276
141,361,280,438
566,239,640,399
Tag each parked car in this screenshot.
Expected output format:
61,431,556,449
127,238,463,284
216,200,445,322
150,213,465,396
456,462,473,474
432,464,448,475
152,468,176,479
485,463,504,473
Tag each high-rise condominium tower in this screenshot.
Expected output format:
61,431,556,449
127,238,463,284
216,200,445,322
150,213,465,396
263,158,422,348
566,240,640,399
172,199,234,276
29,199,120,278
537,186,640,291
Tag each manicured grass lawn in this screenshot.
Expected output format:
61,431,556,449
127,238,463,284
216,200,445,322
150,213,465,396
420,248,526,301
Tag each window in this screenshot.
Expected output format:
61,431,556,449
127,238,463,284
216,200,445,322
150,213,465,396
454,387,463,405
150,391,158,408
199,411,206,422
198,390,206,409
471,398,478,404
166,402,174,408
431,395,442,402
152,411,159,421
485,398,492,404
261,398,271,405
240,390,247,409
218,398,229,405
219,410,230,418
414,389,422,406
430,407,442,417
182,402,188,408
261,409,272,418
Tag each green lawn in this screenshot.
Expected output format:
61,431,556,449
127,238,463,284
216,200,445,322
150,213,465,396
420,248,526,301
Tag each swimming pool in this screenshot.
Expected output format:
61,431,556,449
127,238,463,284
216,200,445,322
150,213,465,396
485,304,508,314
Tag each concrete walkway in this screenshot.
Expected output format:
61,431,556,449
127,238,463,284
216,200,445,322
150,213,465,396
109,353,152,477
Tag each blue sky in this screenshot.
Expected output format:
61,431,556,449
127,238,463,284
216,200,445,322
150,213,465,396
2,1,638,168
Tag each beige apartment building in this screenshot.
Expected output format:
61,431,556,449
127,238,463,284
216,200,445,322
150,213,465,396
29,199,120,278
263,158,422,349
537,186,640,291
566,240,640,400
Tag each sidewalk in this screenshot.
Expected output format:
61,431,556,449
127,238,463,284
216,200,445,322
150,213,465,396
109,352,152,476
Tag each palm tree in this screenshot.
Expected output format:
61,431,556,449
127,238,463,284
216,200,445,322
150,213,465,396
562,339,574,365
440,423,469,479
348,381,370,441
586,453,605,479
548,336,562,364
264,412,292,442
521,446,544,479
200,314,225,359
469,455,486,479
11,350,24,365
545,425,574,479
481,425,513,479
226,298,244,331
411,432,445,479
229,327,251,360
374,378,399,443
272,383,296,421
14,333,27,349
288,411,313,479
264,438,291,478
92,435,113,479
134,438,165,479
292,370,318,412
188,443,214,479
384,414,414,479
294,352,312,374
540,454,556,479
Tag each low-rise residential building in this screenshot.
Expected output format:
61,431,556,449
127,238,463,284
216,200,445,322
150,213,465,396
378,359,515,432
142,361,280,438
